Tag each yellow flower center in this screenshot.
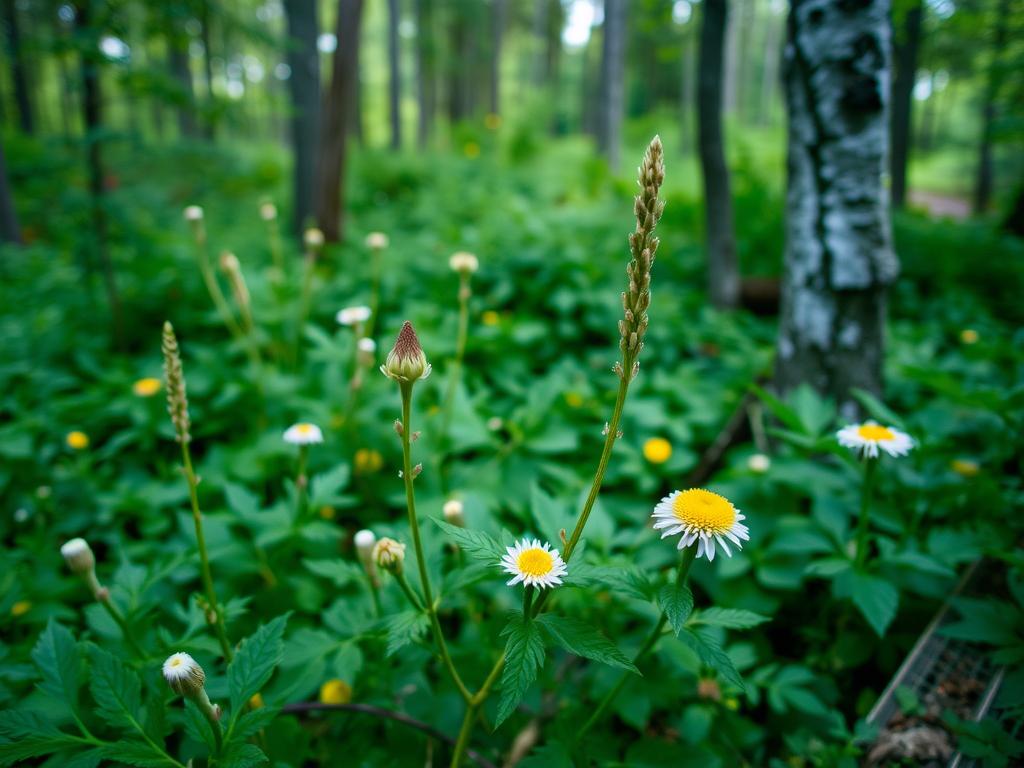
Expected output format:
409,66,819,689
11,600,31,617
856,424,895,441
672,489,736,534
296,423,314,435
170,657,182,668
643,437,672,464
66,431,89,449
481,310,500,326
517,548,554,577
354,449,383,473
133,377,161,397
319,679,352,705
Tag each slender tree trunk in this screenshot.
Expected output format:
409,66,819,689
77,1,123,347
2,0,33,133
775,0,898,416
168,27,198,138
722,0,740,114
598,0,627,171
415,0,435,147
758,10,782,125
285,0,321,237
387,0,402,148
349,58,364,143
916,73,937,152
699,0,739,309
0,142,21,244
890,0,923,209
489,0,505,116
544,0,563,132
200,0,216,139
681,25,696,153
316,0,365,242
973,0,1010,214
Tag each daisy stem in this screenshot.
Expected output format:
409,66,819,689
523,585,535,617
193,239,245,343
266,218,284,274
451,654,505,768
97,591,146,658
854,458,878,568
295,445,309,526
293,251,316,367
575,547,697,743
399,383,473,703
394,571,423,612
181,442,234,663
440,273,471,461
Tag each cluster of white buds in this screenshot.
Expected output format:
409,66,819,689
366,232,389,250
162,653,221,725
448,251,479,275
443,499,466,527
61,538,105,599
380,321,431,383
372,537,406,576
355,529,379,587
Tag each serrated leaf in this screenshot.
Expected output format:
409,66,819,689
657,583,694,636
303,559,365,588
309,464,351,506
805,558,852,578
88,645,142,728
536,615,638,673
231,707,279,742
495,615,545,728
849,572,899,637
690,608,770,630
219,742,268,768
432,519,505,563
385,610,429,656
31,621,79,714
100,741,180,767
564,563,653,600
677,629,744,691
0,710,81,765
228,614,289,713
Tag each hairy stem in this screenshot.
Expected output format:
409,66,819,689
97,592,145,658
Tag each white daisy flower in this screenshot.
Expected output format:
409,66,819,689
836,422,913,459
183,205,203,222
449,251,479,274
357,337,376,353
283,422,323,445
259,202,278,221
500,538,568,589
60,538,95,575
651,489,750,562
162,652,206,696
365,232,389,250
304,228,325,250
337,306,372,326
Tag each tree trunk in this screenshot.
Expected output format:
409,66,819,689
415,0,435,147
775,0,898,417
973,0,1010,215
387,0,402,148
199,0,216,139
722,0,740,114
681,24,696,153
890,0,923,209
285,0,321,237
598,0,627,171
0,142,21,244
698,0,739,309
489,0,505,116
316,0,365,242
168,27,198,138
758,10,782,125
2,0,33,133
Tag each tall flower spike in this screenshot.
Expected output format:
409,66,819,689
618,135,665,380
381,321,432,383
162,322,191,444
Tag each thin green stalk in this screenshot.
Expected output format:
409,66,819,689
854,458,878,568
395,571,423,611
181,442,234,662
293,253,316,366
98,593,145,658
575,547,697,742
399,383,473,703
367,252,383,339
193,241,244,341
440,274,471,454
266,218,284,273
294,445,309,526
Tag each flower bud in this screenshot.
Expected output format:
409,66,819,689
183,205,204,222
448,251,479,274
443,499,465,527
372,537,406,575
357,337,376,354
354,530,378,585
365,232,389,250
162,652,206,697
61,538,95,575
380,321,431,383
259,202,277,221
337,306,372,327
304,228,325,252
747,453,771,474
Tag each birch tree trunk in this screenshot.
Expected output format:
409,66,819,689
285,0,320,236
598,0,627,171
698,0,739,308
316,0,365,242
775,0,898,416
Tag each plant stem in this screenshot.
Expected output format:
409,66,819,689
97,592,145,658
395,571,423,611
575,547,697,742
193,241,244,342
399,383,472,703
181,442,234,662
440,274,471,458
854,458,878,568
294,445,309,526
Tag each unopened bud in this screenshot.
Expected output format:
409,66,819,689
443,499,465,527
394,419,404,436
380,321,431,383
163,652,206,697
412,463,423,478
355,530,379,586
259,202,277,221
448,251,479,274
372,537,406,575
61,538,95,575
183,205,204,222
366,232,389,250
304,228,325,252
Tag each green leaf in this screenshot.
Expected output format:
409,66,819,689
849,388,905,429
690,608,770,630
849,572,899,637
219,742,268,768
536,615,638,673
309,464,351,506
228,614,289,714
495,615,546,728
0,711,81,766
88,645,143,728
749,383,805,434
805,558,852,578
385,610,430,657
882,551,955,578
100,741,180,767
303,559,365,588
677,629,744,691
230,707,279,742
657,583,694,636
530,483,573,542
31,620,79,711
432,519,505,563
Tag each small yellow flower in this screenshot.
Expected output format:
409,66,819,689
319,678,352,705
249,693,265,708
564,392,584,408
960,328,979,345
11,600,31,617
133,377,162,397
481,310,500,326
354,448,383,475
951,459,980,478
484,113,502,130
319,506,336,520
66,431,89,450
463,141,480,158
643,437,672,464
